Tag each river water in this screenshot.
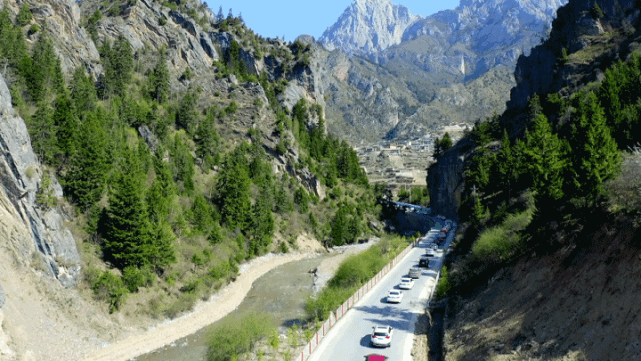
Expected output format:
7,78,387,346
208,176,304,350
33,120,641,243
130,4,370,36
135,255,328,361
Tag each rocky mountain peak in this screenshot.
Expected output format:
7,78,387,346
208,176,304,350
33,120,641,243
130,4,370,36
318,0,419,56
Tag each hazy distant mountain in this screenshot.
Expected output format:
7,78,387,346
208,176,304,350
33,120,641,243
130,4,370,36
316,0,568,143
318,0,419,57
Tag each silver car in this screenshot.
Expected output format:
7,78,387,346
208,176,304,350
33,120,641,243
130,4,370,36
408,267,421,279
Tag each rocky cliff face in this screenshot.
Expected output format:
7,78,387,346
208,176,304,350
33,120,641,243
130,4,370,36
0,73,80,287
318,0,418,57
508,0,641,110
427,142,469,221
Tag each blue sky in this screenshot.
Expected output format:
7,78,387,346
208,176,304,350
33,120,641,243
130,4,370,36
204,0,461,41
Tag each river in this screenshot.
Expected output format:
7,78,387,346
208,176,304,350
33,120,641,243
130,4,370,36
135,255,328,361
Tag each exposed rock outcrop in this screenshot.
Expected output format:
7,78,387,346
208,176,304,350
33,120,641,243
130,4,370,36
319,0,419,57
508,0,640,110
427,142,469,221
0,74,80,287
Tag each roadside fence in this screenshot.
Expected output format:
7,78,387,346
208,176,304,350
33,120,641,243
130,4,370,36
296,242,415,361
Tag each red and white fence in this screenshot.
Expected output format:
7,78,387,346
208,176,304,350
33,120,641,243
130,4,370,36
296,242,415,361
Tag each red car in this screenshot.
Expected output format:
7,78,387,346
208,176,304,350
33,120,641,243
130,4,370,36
366,355,388,361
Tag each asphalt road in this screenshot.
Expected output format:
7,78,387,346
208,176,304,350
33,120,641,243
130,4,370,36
308,221,455,361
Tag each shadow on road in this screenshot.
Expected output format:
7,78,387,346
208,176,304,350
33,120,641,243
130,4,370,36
354,304,417,332
360,334,372,347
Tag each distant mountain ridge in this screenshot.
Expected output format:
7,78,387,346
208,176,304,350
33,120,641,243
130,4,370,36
315,0,569,144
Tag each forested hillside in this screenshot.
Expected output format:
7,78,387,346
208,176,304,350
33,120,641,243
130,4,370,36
0,0,377,317
428,0,641,359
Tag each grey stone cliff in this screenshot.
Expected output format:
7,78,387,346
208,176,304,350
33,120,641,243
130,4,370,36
319,0,418,57
0,74,80,287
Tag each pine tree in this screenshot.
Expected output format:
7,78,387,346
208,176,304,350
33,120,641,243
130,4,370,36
495,130,517,200
29,33,64,101
52,93,79,160
65,111,110,210
217,6,224,22
176,90,199,133
151,50,170,103
146,155,174,223
217,147,252,230
28,100,58,164
147,220,176,270
523,113,566,201
195,112,221,169
250,183,275,253
570,92,621,201
100,36,133,98
170,134,195,193
104,146,151,268
70,66,98,115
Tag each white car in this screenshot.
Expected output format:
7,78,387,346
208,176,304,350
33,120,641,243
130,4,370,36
386,289,403,303
371,325,393,347
399,277,414,290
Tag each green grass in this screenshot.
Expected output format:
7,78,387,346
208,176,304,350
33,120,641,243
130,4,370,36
206,312,275,361
471,210,532,263
306,235,410,320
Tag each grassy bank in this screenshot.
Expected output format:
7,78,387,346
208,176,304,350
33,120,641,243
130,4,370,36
305,235,412,320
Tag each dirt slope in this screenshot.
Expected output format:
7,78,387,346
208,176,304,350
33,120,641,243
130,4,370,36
444,214,641,361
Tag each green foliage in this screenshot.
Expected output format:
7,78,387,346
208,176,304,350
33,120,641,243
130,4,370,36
65,110,110,210
71,67,98,114
87,10,102,40
91,270,128,313
17,3,33,26
206,312,275,361
561,47,570,63
471,209,532,263
434,266,451,300
306,236,409,320
28,100,58,164
27,33,65,102
176,90,199,133
104,146,151,268
330,204,360,246
150,50,170,103
522,113,566,201
122,265,155,292
294,186,310,213
217,146,252,230
591,2,605,19
597,52,641,148
434,132,453,158
170,134,195,193
99,36,133,98
569,92,621,201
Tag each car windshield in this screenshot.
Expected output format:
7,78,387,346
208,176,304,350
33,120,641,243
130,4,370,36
389,291,400,295
374,332,388,337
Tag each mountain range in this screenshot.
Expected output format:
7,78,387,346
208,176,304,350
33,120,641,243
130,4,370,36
314,0,569,143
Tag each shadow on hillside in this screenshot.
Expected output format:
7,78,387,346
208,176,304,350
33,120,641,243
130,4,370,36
449,210,641,361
